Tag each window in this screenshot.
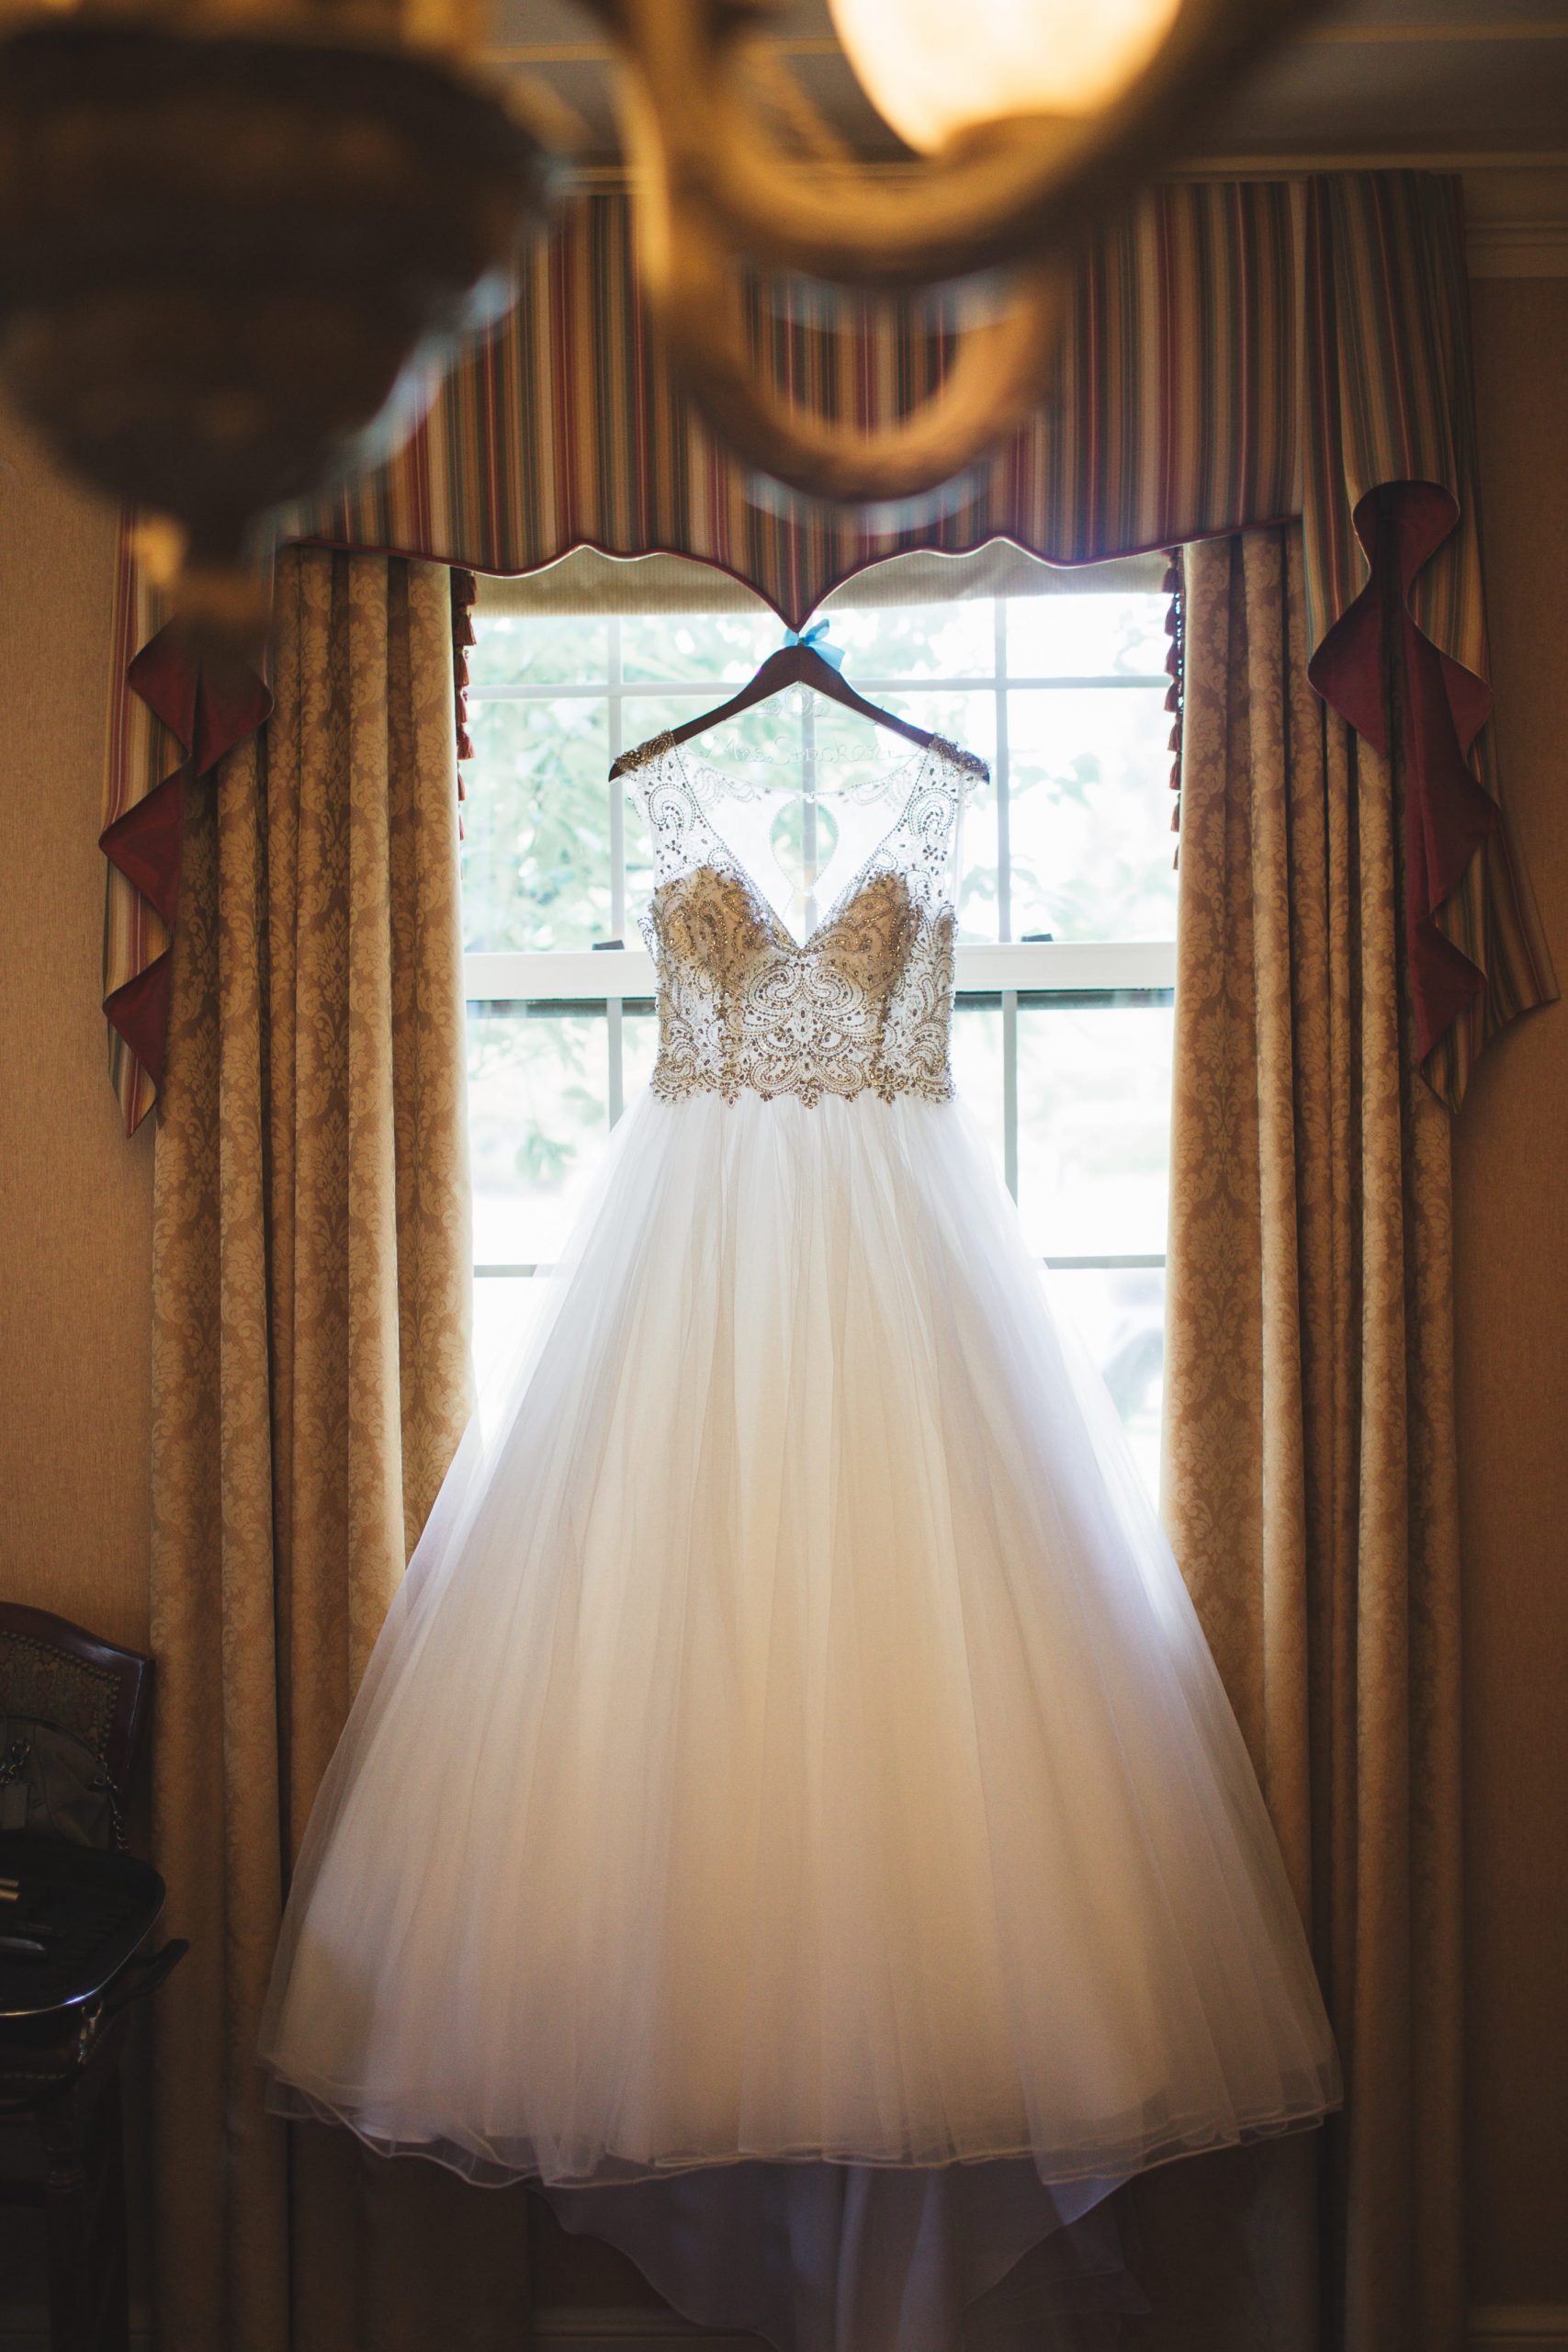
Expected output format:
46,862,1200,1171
461,573,1177,1498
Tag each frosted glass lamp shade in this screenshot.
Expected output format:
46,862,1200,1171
829,0,1186,153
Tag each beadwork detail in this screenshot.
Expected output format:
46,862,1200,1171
622,732,985,1110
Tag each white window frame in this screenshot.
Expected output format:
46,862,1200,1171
463,598,1177,1278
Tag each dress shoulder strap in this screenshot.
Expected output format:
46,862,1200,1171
614,734,718,886
879,736,986,910
931,735,989,790
610,728,675,789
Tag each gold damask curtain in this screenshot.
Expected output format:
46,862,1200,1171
1165,528,1463,2351
149,548,529,2350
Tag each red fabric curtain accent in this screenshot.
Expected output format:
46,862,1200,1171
1309,483,1500,1063
99,625,272,1087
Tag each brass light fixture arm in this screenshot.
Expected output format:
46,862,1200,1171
581,0,1325,500
642,185,1066,503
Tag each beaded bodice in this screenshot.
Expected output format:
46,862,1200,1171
622,731,985,1110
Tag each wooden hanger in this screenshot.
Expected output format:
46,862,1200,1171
610,622,932,778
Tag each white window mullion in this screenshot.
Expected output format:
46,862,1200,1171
477,1251,1166,1279
462,942,1179,1003
1045,1254,1166,1271
608,614,626,937
1002,989,1020,1202
468,673,1166,702
994,597,1011,948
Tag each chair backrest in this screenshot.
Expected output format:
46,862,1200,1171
0,1602,152,1797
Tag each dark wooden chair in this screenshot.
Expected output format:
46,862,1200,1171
0,1603,175,2352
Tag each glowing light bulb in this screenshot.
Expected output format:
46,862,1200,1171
829,0,1185,153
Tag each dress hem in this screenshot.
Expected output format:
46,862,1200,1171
257,2057,1342,2196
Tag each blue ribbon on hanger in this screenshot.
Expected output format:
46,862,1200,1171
783,620,846,673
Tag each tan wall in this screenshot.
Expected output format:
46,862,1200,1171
1457,274,1568,2312
0,404,155,2323
0,277,1563,2322
0,404,152,1647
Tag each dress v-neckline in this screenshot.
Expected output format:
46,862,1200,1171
661,736,943,955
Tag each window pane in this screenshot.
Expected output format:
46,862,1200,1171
468,614,607,689
818,599,994,680
1045,1264,1167,1504
1015,1001,1173,1260
619,610,780,684
873,684,996,761
462,697,612,952
1007,684,1176,944
955,771,1001,945
950,998,1004,1172
1007,593,1168,679
467,1005,609,1265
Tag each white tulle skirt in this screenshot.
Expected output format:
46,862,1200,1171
259,1088,1339,2346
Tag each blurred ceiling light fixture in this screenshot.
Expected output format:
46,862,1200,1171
829,0,1191,152
0,0,1319,639
0,0,569,642
583,0,1321,502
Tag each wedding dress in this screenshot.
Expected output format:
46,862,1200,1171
259,729,1340,2350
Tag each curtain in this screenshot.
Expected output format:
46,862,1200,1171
1164,527,1463,2350
102,175,1557,1135
148,548,531,2349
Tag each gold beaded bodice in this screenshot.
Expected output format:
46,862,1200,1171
622,732,985,1110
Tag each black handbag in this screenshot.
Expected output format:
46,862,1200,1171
0,1832,176,2023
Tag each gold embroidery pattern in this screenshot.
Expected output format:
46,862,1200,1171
624,735,984,1110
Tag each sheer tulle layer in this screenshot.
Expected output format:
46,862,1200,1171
541,2162,1145,2352
260,1091,1339,2190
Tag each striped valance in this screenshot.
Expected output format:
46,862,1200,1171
103,168,1555,1129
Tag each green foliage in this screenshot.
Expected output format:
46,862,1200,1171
467,1008,606,1260
620,611,778,683
467,614,609,689
461,690,613,952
